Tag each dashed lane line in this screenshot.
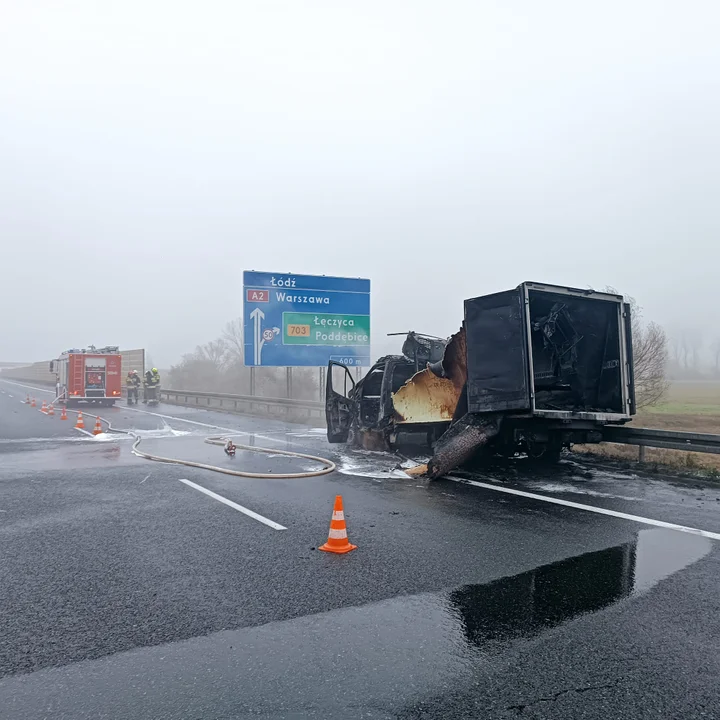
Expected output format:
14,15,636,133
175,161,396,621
178,478,287,530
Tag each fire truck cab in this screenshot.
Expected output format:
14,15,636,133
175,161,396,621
50,346,123,407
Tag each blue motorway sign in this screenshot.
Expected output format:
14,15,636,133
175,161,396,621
243,271,371,367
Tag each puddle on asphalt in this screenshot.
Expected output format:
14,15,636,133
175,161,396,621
447,528,712,649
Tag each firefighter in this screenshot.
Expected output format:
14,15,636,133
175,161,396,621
126,370,140,405
143,368,160,404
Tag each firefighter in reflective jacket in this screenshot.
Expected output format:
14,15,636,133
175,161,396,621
126,370,141,405
143,368,160,404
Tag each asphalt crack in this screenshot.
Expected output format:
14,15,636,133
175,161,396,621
507,678,623,715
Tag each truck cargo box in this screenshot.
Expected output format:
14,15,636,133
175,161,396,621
464,282,635,420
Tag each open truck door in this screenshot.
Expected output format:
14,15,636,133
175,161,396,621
326,361,356,443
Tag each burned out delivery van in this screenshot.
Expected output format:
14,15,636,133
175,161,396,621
326,282,635,476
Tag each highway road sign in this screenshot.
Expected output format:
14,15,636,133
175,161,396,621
243,271,371,367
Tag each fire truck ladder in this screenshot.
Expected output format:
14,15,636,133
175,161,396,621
72,361,84,396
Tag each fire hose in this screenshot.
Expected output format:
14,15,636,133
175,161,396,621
129,434,337,479
66,407,337,479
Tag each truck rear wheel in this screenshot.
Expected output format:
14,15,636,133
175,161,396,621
527,433,564,463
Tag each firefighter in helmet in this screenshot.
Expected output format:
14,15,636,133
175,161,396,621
126,369,141,405
143,368,160,404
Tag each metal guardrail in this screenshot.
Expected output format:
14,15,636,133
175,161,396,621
602,426,720,460
159,389,325,421
5,375,720,458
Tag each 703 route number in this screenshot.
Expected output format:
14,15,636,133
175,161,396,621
286,324,311,337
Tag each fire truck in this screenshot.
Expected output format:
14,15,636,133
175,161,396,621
50,346,123,407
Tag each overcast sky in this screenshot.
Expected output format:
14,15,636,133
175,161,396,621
1,1,718,366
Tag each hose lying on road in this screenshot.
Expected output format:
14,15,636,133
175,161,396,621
129,433,336,479
66,407,337,479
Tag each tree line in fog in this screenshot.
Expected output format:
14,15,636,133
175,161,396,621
166,318,323,400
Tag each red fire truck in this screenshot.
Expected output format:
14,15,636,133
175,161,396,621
50,346,123,407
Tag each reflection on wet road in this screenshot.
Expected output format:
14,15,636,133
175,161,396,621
451,528,711,649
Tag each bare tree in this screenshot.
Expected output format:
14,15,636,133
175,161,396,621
196,339,228,369
168,352,223,391
686,328,703,370
632,320,670,408
711,338,720,376
168,339,228,390
221,317,244,364
679,331,689,369
606,288,669,408
669,335,682,367
670,328,706,377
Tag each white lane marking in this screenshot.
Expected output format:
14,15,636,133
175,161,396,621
122,404,309,448
178,478,287,530
0,380,54,394
73,427,94,437
449,476,720,541
122,405,240,432
8,394,13,398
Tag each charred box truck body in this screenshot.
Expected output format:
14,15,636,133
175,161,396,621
326,282,635,473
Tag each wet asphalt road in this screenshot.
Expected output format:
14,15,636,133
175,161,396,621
1,378,720,719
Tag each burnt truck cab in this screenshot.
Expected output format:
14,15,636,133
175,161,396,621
326,282,636,466
326,333,454,449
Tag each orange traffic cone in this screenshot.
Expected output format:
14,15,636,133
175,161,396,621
30,397,36,407
319,495,357,554
47,404,55,416
40,400,47,413
60,405,68,420
25,394,30,404
92,417,103,435
74,411,85,429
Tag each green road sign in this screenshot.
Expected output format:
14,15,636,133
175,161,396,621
283,312,371,346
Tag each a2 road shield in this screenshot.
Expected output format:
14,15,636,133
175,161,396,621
325,362,356,443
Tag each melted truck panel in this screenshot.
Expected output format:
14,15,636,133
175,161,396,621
391,328,467,424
